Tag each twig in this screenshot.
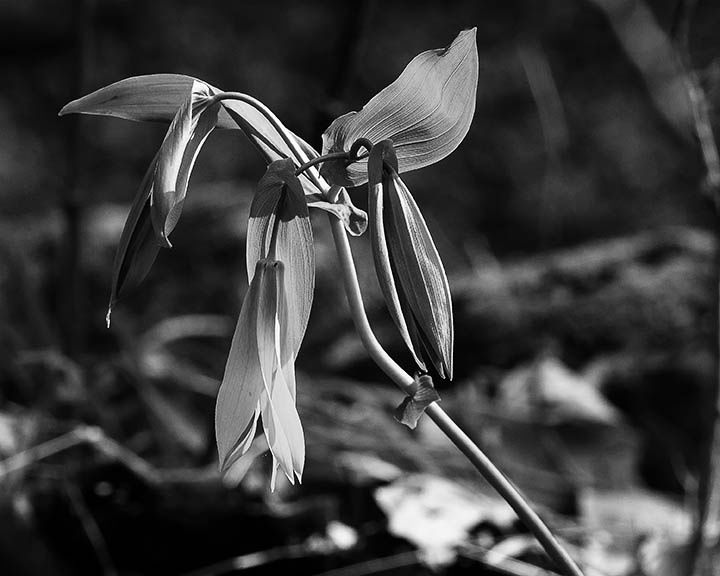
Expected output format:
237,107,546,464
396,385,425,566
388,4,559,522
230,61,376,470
182,543,311,576
328,215,584,576
0,425,217,486
64,480,118,576
310,551,419,576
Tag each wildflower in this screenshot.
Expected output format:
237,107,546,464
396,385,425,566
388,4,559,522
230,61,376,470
216,160,313,487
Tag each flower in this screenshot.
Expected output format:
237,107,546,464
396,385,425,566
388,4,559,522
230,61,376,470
215,159,313,488
368,141,453,379
320,29,478,378
215,257,304,487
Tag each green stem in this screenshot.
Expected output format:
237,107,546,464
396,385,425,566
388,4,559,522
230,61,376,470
328,214,584,576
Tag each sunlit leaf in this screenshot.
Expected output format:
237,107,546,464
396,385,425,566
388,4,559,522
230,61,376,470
321,28,478,187
247,159,315,353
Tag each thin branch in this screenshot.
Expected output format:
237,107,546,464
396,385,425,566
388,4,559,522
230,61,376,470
64,480,118,576
328,215,584,576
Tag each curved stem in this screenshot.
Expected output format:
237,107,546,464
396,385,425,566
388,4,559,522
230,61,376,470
209,91,326,191
295,152,350,177
328,215,584,576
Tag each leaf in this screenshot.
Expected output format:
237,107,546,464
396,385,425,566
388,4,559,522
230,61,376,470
215,261,267,472
321,28,478,187
150,81,219,246
106,150,161,326
385,165,454,379
247,159,315,355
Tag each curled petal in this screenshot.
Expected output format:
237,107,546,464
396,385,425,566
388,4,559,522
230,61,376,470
60,73,319,184
321,28,478,187
151,81,219,246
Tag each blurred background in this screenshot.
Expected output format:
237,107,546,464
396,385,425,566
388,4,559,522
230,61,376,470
0,0,718,574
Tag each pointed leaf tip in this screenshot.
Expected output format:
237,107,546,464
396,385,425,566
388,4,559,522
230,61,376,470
321,28,478,187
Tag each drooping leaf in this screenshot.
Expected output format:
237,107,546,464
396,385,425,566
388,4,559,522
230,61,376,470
321,28,478,187
367,144,426,371
106,150,161,326
215,261,266,472
247,159,315,354
150,81,219,246
386,165,454,379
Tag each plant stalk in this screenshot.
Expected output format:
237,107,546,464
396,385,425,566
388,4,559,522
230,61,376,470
328,214,584,576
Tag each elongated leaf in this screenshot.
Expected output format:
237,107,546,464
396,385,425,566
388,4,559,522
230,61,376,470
386,167,454,379
256,261,304,486
367,144,426,371
321,28,478,187
215,261,267,472
106,150,161,326
247,159,314,354
151,81,219,245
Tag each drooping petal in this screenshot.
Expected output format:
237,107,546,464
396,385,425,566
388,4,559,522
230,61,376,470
367,144,426,372
215,261,268,472
255,260,304,486
321,28,478,187
106,150,161,326
59,73,318,176
247,159,314,355
385,167,454,380
150,81,219,246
